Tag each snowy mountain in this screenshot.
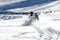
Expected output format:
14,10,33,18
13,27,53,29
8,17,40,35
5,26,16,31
0,0,56,12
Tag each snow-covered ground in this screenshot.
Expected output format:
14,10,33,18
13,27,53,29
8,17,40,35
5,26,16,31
0,0,60,40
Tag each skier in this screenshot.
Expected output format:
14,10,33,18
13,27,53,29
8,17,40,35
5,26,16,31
22,11,34,26
22,11,39,26
29,11,34,16
34,13,39,20
29,11,39,21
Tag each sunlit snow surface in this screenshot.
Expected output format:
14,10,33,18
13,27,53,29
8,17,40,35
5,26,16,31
0,0,60,40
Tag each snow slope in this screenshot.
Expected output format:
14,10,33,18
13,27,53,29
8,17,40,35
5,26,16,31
0,0,60,40
0,0,60,31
